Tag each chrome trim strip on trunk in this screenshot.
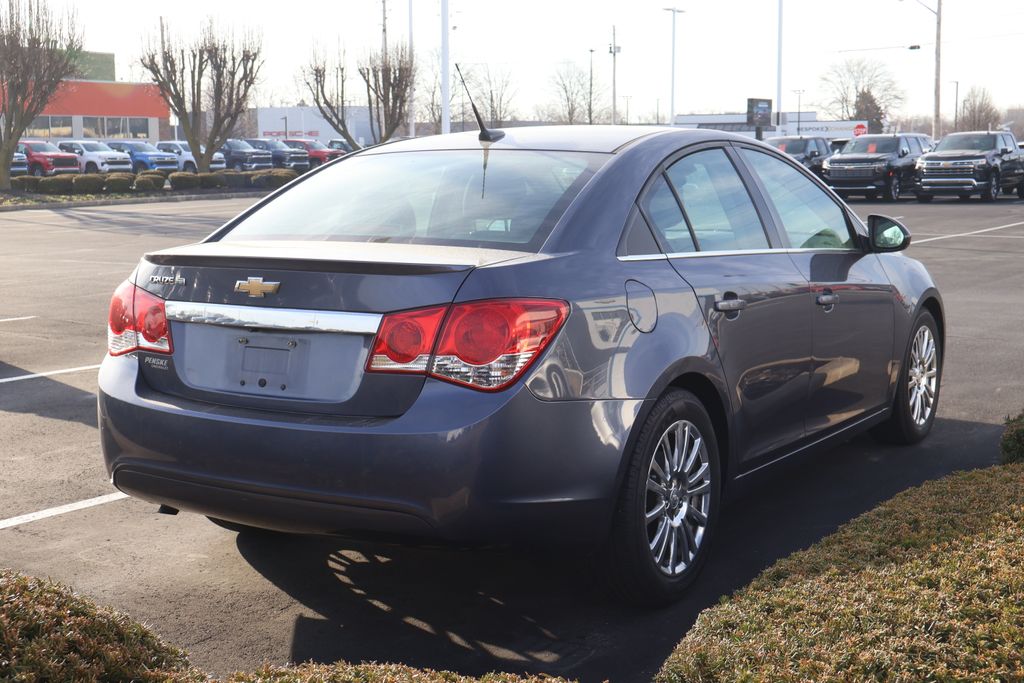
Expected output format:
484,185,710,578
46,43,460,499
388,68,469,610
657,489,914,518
164,301,382,334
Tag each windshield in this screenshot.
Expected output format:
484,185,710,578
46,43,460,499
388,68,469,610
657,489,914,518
125,142,160,153
303,140,327,150
230,140,255,151
329,140,351,151
83,142,112,152
221,150,608,250
841,137,897,154
935,133,997,152
770,139,808,154
30,142,61,153
263,140,290,150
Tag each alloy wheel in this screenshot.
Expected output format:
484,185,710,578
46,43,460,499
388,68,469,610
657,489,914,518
908,325,938,427
889,175,901,201
990,173,1001,200
645,420,712,576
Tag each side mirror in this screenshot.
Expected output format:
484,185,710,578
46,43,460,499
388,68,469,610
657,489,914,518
899,147,910,157
175,148,182,155
868,214,911,253
807,149,819,159
1001,147,1012,155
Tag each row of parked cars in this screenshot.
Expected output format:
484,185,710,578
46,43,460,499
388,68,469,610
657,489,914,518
770,130,1024,202
9,137,355,178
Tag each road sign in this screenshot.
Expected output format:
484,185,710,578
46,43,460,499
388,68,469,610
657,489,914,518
746,98,772,128
853,123,868,136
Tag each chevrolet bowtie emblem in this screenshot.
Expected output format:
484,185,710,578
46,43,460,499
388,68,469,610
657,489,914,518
234,277,280,298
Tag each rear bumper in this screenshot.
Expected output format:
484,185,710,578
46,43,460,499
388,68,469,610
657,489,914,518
98,354,642,545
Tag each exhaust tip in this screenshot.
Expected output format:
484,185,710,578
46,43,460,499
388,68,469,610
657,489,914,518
157,504,179,516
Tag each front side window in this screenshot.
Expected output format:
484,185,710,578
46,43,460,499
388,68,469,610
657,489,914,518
665,148,768,252
740,148,854,250
221,149,608,251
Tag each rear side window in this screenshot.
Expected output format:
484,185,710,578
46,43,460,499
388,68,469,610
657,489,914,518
665,148,768,252
640,175,695,253
222,149,609,251
740,148,854,249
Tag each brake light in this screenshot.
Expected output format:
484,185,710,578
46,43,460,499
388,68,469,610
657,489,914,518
367,305,447,372
365,299,569,391
107,281,173,356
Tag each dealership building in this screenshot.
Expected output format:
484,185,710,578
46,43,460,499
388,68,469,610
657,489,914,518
672,111,868,140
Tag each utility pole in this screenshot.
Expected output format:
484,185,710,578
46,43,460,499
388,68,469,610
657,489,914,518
408,0,415,137
281,115,288,138
901,0,942,139
610,26,621,125
792,89,804,135
382,0,388,54
588,49,595,125
623,95,631,124
441,0,450,134
664,7,684,127
776,0,783,129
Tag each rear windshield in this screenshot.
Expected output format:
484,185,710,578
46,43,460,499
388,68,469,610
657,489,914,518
220,149,609,250
935,133,997,152
841,137,897,154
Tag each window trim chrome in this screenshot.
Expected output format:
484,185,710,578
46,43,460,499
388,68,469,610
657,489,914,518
164,301,382,335
617,247,861,262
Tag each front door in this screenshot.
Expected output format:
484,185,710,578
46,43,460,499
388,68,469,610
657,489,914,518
639,146,813,465
737,145,895,434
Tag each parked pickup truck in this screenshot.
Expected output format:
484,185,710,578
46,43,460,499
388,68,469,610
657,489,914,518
10,152,28,177
914,130,1024,202
156,140,227,172
822,132,932,201
767,136,832,179
57,140,133,174
104,141,179,174
283,139,345,168
17,140,80,176
244,138,310,171
218,139,273,171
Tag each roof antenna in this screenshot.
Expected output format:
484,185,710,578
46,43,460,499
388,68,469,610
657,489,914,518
454,63,505,143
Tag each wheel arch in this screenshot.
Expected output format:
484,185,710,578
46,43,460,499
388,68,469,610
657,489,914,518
666,373,732,484
919,293,945,351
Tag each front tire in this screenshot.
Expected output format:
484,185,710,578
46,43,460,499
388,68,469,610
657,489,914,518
982,171,1000,202
883,174,901,202
30,165,44,177
184,162,196,173
606,389,721,605
872,311,941,445
85,162,98,173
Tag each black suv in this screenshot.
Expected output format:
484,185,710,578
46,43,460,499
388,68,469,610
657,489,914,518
767,136,832,179
244,138,310,172
218,139,273,172
914,131,1024,202
823,133,931,201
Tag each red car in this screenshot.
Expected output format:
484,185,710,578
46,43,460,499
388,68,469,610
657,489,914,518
18,140,80,176
283,139,345,168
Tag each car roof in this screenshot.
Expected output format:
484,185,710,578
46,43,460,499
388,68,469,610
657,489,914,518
359,125,741,155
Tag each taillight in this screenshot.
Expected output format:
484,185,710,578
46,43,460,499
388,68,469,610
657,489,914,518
367,305,447,372
107,281,173,356
366,299,569,391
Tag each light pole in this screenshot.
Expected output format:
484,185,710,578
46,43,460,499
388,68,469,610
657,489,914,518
776,0,783,128
609,26,621,125
408,0,415,137
663,7,684,126
951,79,959,130
440,0,450,134
792,89,804,135
901,0,942,139
622,95,632,124
281,116,288,139
588,48,595,125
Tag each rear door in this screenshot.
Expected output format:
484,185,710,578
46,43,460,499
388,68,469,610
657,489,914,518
641,144,813,466
736,145,895,434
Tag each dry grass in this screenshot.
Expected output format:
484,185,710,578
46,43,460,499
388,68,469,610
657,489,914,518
657,462,1024,682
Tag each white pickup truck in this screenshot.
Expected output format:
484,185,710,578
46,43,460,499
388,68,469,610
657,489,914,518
56,140,133,174
156,140,227,172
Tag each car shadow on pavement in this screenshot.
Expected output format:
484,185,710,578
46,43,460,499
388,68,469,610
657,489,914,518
235,416,1003,683
0,362,97,428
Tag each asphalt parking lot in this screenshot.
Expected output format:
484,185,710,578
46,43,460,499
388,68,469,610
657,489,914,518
1,195,1022,682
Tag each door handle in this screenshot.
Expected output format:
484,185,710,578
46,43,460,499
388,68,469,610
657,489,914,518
714,298,747,312
816,293,839,306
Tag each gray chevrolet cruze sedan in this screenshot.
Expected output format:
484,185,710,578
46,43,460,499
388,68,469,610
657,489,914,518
99,126,943,604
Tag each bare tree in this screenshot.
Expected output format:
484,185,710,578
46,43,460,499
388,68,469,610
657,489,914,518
302,50,360,150
478,65,516,127
0,0,80,190
547,62,589,124
958,87,1000,131
358,43,415,144
140,19,262,173
1003,106,1024,141
818,58,904,122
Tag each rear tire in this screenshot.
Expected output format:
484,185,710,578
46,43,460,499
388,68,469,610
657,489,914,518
606,389,721,606
872,311,941,445
916,194,934,202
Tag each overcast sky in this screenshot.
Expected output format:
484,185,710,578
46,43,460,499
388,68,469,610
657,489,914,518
56,0,1024,123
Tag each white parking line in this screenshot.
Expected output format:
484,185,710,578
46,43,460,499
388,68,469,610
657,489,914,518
0,364,101,384
915,220,1024,244
0,316,36,323
0,492,128,531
